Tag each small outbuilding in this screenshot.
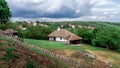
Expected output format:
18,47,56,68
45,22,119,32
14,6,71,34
4,29,18,36
48,28,82,44
0,29,5,34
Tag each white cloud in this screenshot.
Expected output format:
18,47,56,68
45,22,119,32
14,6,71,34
75,10,80,13
104,12,108,15
6,0,120,22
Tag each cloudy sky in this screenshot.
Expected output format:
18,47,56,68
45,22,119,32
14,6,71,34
6,0,120,22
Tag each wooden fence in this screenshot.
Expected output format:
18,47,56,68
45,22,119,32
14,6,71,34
0,33,112,68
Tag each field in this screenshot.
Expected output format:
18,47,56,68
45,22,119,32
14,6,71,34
24,38,120,68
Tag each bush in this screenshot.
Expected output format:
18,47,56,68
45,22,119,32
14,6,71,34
26,60,35,68
2,48,18,62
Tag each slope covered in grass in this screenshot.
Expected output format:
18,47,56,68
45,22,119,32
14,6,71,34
24,38,120,68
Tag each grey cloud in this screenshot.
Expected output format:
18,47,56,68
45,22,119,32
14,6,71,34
6,0,120,22
7,0,93,18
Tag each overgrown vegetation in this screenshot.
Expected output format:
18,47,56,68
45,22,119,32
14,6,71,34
26,60,35,68
2,48,18,62
19,26,52,40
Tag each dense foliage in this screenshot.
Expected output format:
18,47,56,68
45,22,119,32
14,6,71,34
19,26,53,40
75,28,94,44
0,22,19,31
92,27,120,51
26,60,35,68
2,48,18,62
0,0,11,24
72,22,120,52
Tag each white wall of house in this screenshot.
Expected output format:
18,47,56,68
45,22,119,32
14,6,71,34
49,37,54,41
49,37,67,42
56,37,66,42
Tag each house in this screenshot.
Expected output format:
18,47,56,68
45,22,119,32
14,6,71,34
17,25,23,30
27,22,33,26
69,24,75,28
87,26,94,30
39,23,48,27
22,28,27,30
78,25,83,28
48,28,82,44
32,22,37,26
4,29,18,36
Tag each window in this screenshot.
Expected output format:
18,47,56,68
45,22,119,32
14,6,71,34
60,37,62,40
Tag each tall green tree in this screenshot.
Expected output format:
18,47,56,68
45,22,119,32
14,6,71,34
75,28,94,44
92,27,120,51
0,0,11,24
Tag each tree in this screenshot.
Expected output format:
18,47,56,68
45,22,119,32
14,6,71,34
75,28,94,44
0,0,11,24
92,27,120,51
0,21,17,30
20,26,53,40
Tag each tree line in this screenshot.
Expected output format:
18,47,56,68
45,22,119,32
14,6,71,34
75,23,120,52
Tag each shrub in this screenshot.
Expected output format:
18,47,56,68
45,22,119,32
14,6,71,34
2,48,18,62
26,60,35,68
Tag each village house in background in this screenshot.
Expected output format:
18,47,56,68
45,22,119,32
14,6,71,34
69,24,75,28
38,23,48,27
48,28,82,44
27,21,37,26
17,25,27,30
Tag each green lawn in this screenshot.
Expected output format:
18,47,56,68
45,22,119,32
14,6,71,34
24,38,104,51
24,38,120,68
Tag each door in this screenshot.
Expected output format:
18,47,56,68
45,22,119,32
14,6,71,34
54,37,56,41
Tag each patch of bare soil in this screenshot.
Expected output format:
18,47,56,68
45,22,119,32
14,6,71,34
0,40,7,43
51,49,76,57
0,44,62,68
0,45,9,51
9,45,55,68
63,49,75,57
50,49,65,55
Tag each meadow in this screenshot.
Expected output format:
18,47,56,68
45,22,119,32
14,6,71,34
24,38,120,68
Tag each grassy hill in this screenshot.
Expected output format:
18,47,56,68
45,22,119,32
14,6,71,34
24,38,120,68
0,35,70,68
